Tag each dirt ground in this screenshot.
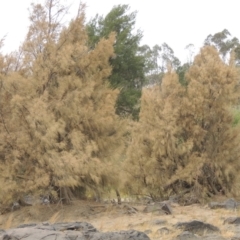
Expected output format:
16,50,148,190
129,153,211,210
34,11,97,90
0,199,239,240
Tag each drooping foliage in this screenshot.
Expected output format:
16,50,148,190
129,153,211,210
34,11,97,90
124,69,185,199
125,46,240,202
1,1,240,209
0,1,124,205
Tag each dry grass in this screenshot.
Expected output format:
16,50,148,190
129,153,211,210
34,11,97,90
0,200,239,239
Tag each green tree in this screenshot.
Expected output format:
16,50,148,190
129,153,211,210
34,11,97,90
204,29,240,64
176,62,190,86
141,43,181,86
138,44,156,76
158,43,181,73
175,44,195,86
87,4,145,119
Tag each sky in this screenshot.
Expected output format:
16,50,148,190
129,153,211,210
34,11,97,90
0,0,239,63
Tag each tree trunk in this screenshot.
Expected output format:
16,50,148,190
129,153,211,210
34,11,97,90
115,189,121,205
60,187,75,204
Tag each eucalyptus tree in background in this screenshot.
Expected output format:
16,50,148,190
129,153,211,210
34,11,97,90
175,44,195,87
204,29,240,64
158,43,181,72
140,43,181,86
185,43,195,65
87,4,145,120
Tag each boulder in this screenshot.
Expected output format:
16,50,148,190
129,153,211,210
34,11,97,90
151,219,167,225
175,231,227,240
143,202,172,214
122,204,138,214
224,217,240,225
209,198,240,210
89,230,150,240
202,235,226,240
175,220,220,236
0,222,150,240
156,227,170,235
175,231,200,240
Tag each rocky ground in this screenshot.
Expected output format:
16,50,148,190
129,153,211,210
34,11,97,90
1,198,240,239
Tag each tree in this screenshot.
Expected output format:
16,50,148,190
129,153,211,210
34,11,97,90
87,4,145,119
124,69,185,200
141,43,181,86
166,46,240,201
0,1,124,206
185,43,195,65
146,44,163,85
125,46,240,202
158,43,181,73
204,29,240,64
175,44,195,87
176,62,191,87
138,44,156,76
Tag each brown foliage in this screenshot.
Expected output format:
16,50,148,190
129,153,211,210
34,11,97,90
125,46,240,201
124,69,185,199
0,1,124,205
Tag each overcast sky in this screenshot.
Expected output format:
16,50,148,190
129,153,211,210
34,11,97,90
0,0,239,63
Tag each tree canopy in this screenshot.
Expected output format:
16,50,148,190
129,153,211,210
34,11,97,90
125,46,240,202
0,1,125,205
1,1,240,209
87,4,145,119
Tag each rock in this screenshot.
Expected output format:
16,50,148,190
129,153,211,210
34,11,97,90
88,230,150,240
209,198,240,210
141,196,153,204
176,231,226,240
19,196,33,206
169,195,180,203
12,202,20,211
169,194,199,206
0,222,150,240
232,237,240,240
143,202,172,214
1,227,85,240
17,223,37,228
175,231,200,240
156,227,170,235
151,219,167,225
51,222,98,233
224,217,240,225
144,229,152,234
42,198,50,205
175,220,220,236
177,232,226,240
225,199,238,209
42,222,50,226
208,202,225,209
143,205,161,213
122,204,138,214
202,235,226,240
